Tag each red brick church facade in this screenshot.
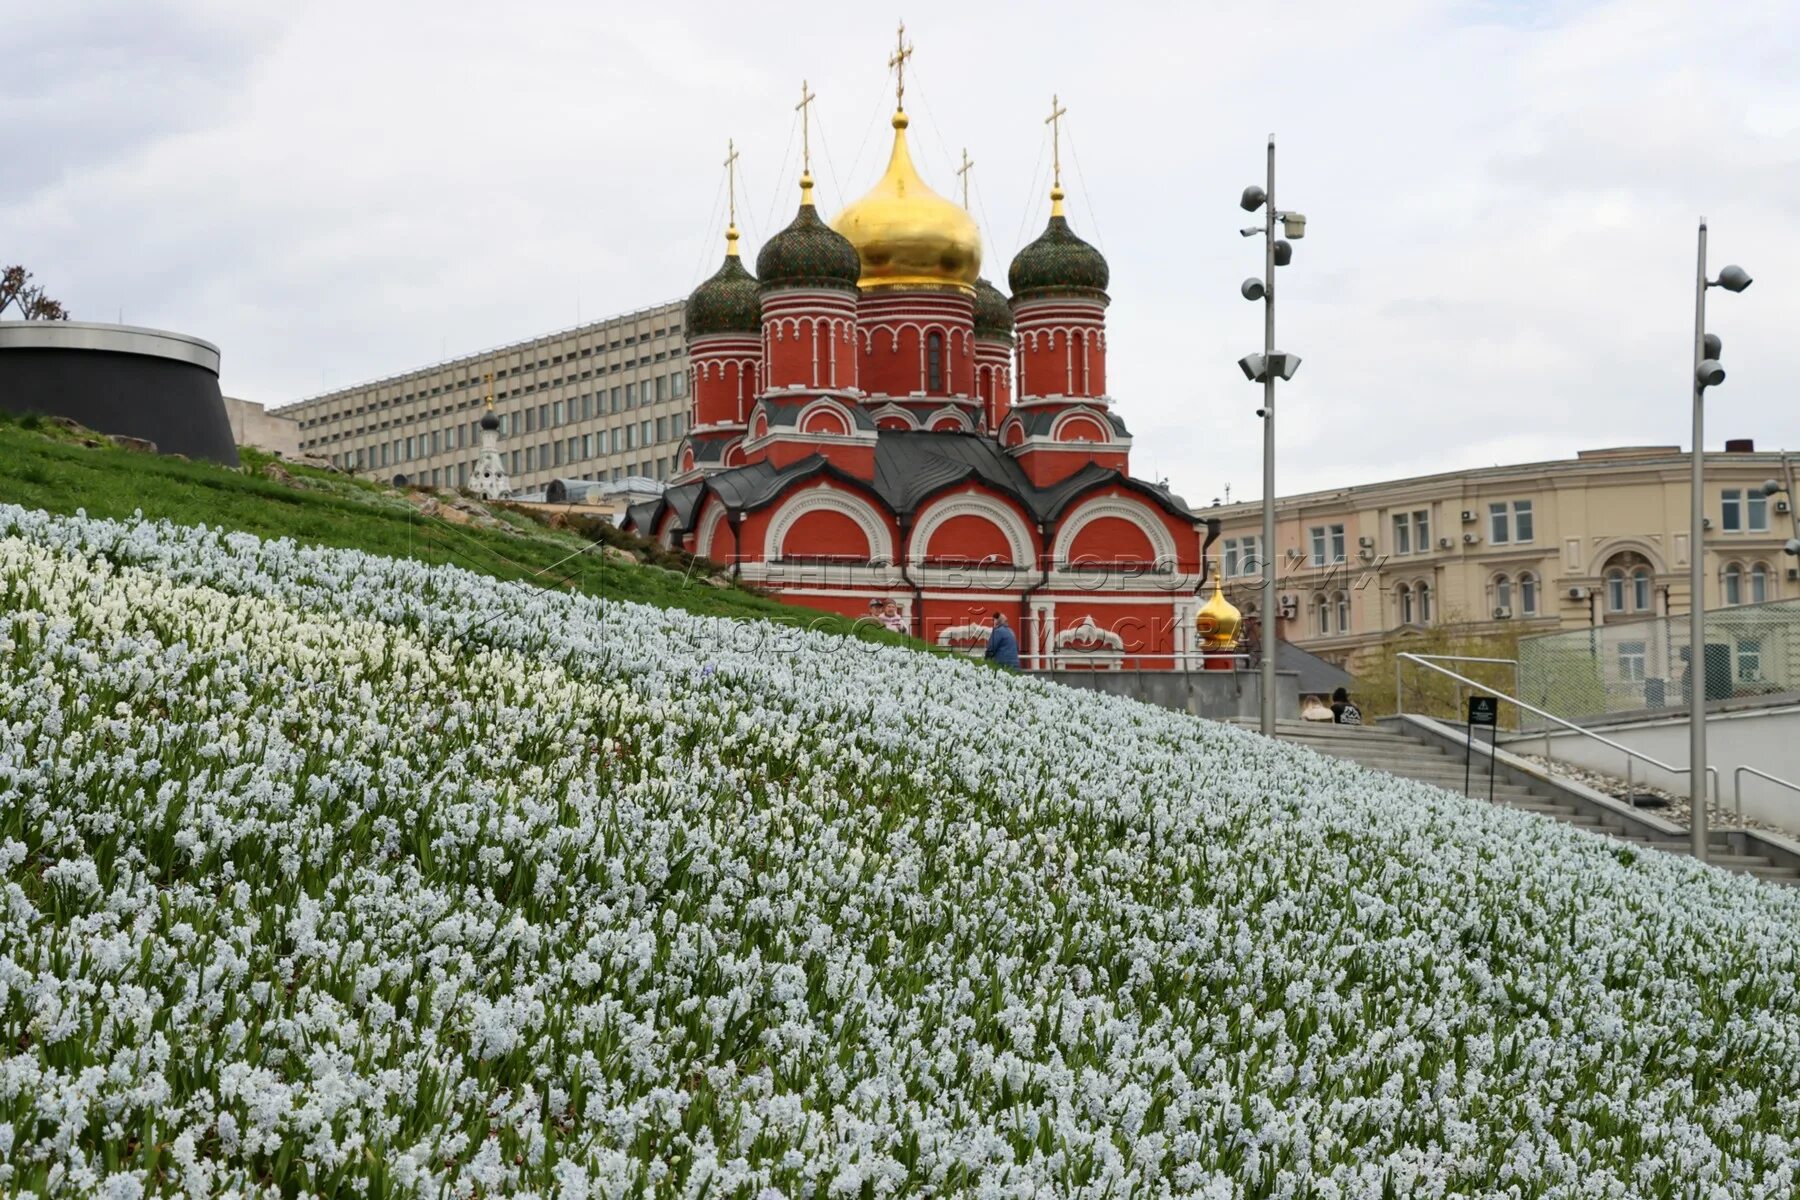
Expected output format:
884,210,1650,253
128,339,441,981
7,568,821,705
626,89,1220,670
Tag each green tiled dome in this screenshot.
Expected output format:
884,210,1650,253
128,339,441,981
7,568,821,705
973,277,1014,342
1008,212,1109,301
757,193,861,293
685,250,761,337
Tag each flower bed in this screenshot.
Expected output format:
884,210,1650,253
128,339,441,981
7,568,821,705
2,505,1799,1197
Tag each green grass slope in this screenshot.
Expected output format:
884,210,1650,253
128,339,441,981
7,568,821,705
0,412,909,647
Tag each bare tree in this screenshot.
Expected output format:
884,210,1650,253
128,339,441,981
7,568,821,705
0,266,69,321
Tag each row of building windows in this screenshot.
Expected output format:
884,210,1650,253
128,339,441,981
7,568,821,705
327,413,689,471
1616,637,1765,683
292,322,683,425
300,372,689,451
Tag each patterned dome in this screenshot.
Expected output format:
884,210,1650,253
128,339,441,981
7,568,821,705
756,177,861,293
973,277,1013,342
685,233,761,337
1008,192,1109,301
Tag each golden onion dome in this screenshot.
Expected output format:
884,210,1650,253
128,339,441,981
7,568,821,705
832,112,981,293
1195,572,1243,650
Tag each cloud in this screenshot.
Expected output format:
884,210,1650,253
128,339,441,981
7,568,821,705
4,0,1796,502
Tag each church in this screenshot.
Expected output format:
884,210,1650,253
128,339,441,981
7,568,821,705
625,43,1228,670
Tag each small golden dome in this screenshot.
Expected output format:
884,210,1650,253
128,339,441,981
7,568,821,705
832,112,982,293
1195,572,1243,650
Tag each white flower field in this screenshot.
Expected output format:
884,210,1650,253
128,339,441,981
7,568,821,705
4,504,1800,1198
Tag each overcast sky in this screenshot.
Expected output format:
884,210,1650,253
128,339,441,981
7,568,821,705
6,0,1797,501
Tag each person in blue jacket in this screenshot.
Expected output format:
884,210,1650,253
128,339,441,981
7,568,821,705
984,611,1021,670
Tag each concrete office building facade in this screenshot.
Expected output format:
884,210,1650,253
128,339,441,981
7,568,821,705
276,300,691,491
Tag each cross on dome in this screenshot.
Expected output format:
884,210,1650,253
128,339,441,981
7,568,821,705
722,138,742,253
795,81,818,204
956,147,974,209
889,20,913,113
1045,94,1068,215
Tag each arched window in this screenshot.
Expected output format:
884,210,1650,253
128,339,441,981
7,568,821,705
1494,574,1513,615
1632,567,1652,612
1519,571,1538,616
1606,569,1627,613
927,331,944,392
1417,581,1433,624
1333,591,1350,633
1398,583,1414,625
1724,562,1743,606
1313,594,1331,637
1750,562,1769,604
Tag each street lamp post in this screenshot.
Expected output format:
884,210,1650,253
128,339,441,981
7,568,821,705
1687,219,1752,862
1238,137,1304,737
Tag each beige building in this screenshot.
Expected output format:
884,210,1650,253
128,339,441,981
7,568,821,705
275,300,690,491
222,396,301,458
1206,443,1800,669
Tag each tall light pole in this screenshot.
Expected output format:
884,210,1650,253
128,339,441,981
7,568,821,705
1238,137,1304,736
1688,219,1752,862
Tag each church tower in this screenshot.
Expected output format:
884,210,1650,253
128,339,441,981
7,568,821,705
746,83,874,475
469,377,511,500
832,26,984,435
1002,96,1126,487
676,140,763,482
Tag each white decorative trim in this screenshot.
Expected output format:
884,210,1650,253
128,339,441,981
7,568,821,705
764,486,891,563
866,402,919,429
935,622,993,657
1054,497,1180,567
1049,408,1115,443
1055,613,1124,650
910,491,1035,568
695,503,730,562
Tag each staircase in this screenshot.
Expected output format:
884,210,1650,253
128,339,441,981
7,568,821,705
1241,719,1800,886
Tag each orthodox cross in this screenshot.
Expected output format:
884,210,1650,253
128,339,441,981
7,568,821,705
889,21,913,111
955,147,974,208
796,80,817,176
722,138,741,231
483,371,495,411
1045,94,1068,191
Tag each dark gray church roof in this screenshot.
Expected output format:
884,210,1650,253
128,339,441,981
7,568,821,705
626,431,1199,542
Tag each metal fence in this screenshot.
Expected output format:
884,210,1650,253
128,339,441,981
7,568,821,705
1516,597,1800,728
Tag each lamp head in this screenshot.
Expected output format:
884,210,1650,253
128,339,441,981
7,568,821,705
1761,478,1786,497
1716,264,1753,293
1704,332,1722,360
1240,185,1267,213
1280,212,1307,239
1238,354,1267,381
1240,277,1265,301
1696,359,1726,388
1268,351,1302,381
1786,537,1800,557
1272,240,1293,267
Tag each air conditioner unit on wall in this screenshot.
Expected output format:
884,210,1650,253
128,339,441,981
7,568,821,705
1778,499,1792,514
1278,594,1299,619
1437,537,1454,550
1789,568,1800,582
1462,532,1480,545
1461,510,1477,523
1358,535,1375,548
1493,606,1512,620
1567,586,1590,600
1702,517,1713,530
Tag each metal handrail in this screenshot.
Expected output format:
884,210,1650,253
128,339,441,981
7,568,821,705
1396,652,1720,814
1734,766,1800,825
1394,654,1520,727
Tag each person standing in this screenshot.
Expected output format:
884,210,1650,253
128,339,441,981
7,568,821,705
1331,687,1363,725
879,598,909,635
984,611,1021,670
